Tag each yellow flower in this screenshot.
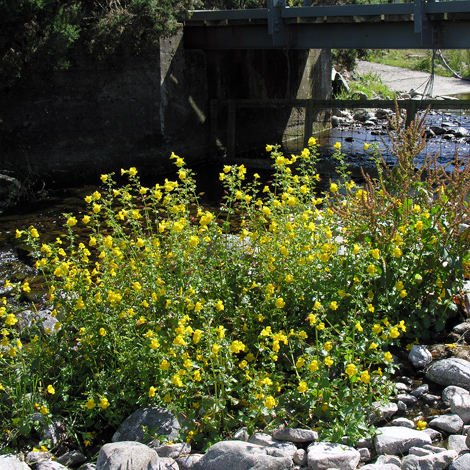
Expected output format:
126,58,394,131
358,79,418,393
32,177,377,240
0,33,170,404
393,247,402,258
308,137,317,146
5,314,17,326
148,386,156,398
372,249,380,260
355,322,363,332
308,360,319,372
85,398,96,410
384,351,393,362
99,328,106,337
40,405,49,415
316,322,325,331
160,360,170,371
93,204,101,214
47,385,55,394
395,281,404,291
330,301,338,311
324,356,333,367
266,145,273,152
296,357,305,368
30,228,39,238
399,289,408,298
360,370,371,384
352,244,361,255
390,327,400,339
99,398,110,409
415,221,424,231
212,343,220,354
363,142,369,150
22,282,31,293
264,396,277,409
367,265,377,275
330,183,338,193
67,216,77,227
413,204,421,214
129,167,138,176
275,298,285,309
368,304,375,313
215,300,224,311
333,142,341,150
150,339,160,350
345,363,357,377
369,342,378,350
416,420,427,430
15,229,24,238
297,381,308,393
82,215,90,224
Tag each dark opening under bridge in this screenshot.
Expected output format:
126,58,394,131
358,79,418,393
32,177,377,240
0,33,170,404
183,0,470,50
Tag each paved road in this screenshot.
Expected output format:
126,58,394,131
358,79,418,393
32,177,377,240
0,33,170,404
356,61,470,98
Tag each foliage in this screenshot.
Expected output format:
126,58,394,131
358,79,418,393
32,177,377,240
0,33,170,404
1,112,469,453
0,0,199,89
332,49,370,72
334,72,395,100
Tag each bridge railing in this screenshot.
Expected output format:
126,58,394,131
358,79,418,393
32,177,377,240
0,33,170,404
210,98,470,160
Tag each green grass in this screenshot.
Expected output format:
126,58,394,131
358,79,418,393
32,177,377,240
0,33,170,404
368,50,470,78
334,72,396,100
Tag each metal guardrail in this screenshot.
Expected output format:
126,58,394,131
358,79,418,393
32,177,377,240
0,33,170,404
183,0,470,49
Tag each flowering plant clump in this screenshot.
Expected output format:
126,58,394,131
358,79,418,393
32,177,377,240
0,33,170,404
1,114,469,451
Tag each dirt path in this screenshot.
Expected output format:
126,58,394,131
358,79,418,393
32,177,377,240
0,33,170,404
356,60,470,98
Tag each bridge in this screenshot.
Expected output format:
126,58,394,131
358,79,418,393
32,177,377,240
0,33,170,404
183,0,470,50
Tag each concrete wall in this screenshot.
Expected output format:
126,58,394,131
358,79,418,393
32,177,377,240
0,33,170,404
0,31,330,184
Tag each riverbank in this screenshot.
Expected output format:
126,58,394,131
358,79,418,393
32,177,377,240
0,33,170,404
356,61,470,98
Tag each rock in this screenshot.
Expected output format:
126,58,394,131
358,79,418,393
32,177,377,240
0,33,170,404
376,455,402,467
176,454,204,470
421,393,440,405
451,393,470,424
233,427,249,441
0,455,31,470
409,345,433,369
55,450,87,467
191,441,293,470
396,393,418,407
448,435,468,453
429,414,464,434
25,452,53,465
450,453,470,470
353,109,374,122
374,426,432,455
248,432,297,457
396,382,412,392
159,457,178,469
293,449,307,466
422,444,446,453
0,174,24,212
149,442,190,458
409,447,433,456
368,401,398,424
36,462,68,470
430,126,446,135
17,309,58,336
401,450,457,470
425,358,470,391
390,417,414,428
77,465,96,470
360,465,400,470
355,438,374,449
272,427,318,443
332,71,350,95
442,386,470,406
358,447,370,461
455,127,468,137
422,428,443,443
112,406,180,443
466,429,470,448
96,441,159,470
397,401,408,412
376,109,393,120
307,442,360,470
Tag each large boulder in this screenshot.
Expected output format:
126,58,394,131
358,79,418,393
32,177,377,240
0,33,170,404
374,427,432,455
307,442,360,470
96,441,159,470
0,455,31,470
112,407,180,443
425,358,470,391
401,450,457,470
191,440,293,470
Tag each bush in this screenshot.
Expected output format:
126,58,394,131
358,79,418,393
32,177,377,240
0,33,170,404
2,110,470,452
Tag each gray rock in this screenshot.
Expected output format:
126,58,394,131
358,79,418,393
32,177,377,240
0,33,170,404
443,386,470,406
96,441,159,470
360,465,400,470
376,455,402,467
397,401,408,412
421,393,440,405
401,450,457,470
466,429,470,448
112,407,180,443
17,309,58,335
353,109,374,122
411,384,429,397
422,428,443,443
451,393,470,424
422,444,446,453
307,442,360,470
158,458,178,469
78,465,96,470
368,401,398,424
233,427,249,441
272,427,318,443
429,414,464,434
374,426,432,455
358,447,370,461
396,394,418,407
425,359,470,391
176,454,204,470
150,443,190,459
396,382,412,393
409,447,433,456
36,462,68,470
0,455,31,470
409,345,433,369
390,417,414,428
430,126,446,135
248,432,297,458
293,449,307,466
450,453,470,470
448,435,468,453
25,452,53,465
56,450,87,467
192,441,293,470
456,127,469,137
355,438,374,449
